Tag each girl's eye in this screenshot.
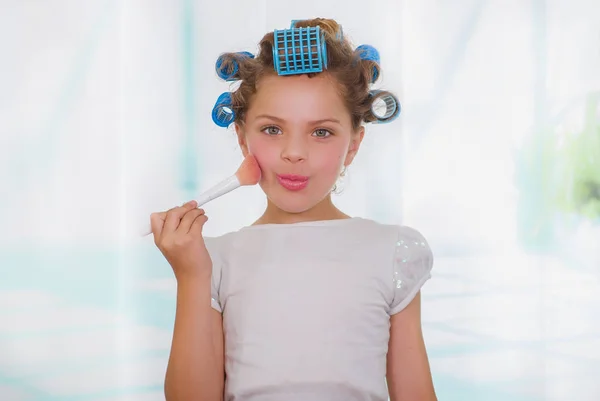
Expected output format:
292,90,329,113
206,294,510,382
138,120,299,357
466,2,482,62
313,129,332,138
262,126,282,136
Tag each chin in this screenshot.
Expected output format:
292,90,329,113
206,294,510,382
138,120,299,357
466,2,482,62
266,195,317,214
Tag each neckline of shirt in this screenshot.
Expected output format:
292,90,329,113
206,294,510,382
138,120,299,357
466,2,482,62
238,216,367,231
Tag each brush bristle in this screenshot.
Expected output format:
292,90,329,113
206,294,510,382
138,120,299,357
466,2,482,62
235,154,262,186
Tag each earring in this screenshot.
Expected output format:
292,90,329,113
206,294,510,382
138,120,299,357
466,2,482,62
340,166,347,177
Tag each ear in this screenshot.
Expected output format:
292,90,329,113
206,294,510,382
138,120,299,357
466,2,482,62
344,126,365,167
235,123,249,157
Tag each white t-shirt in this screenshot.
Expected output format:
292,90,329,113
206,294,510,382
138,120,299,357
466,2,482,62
205,217,433,401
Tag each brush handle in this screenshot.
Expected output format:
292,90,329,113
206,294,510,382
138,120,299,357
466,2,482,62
140,175,241,237
196,174,240,206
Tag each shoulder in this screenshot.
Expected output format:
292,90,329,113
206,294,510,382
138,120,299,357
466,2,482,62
356,219,434,315
351,218,434,274
394,225,434,264
354,218,432,253
203,230,237,256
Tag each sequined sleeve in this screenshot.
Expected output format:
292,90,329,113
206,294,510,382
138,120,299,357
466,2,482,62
204,237,223,313
389,226,434,315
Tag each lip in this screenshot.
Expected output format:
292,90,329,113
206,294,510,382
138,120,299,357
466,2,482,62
276,174,309,191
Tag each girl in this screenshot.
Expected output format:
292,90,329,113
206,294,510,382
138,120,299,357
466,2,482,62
151,18,437,401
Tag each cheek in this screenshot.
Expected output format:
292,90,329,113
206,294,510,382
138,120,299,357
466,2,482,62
246,136,277,172
313,146,346,176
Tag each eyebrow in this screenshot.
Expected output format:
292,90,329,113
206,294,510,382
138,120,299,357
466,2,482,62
254,114,342,126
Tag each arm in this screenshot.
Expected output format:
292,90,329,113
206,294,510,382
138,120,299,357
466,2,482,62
164,278,225,401
386,292,437,401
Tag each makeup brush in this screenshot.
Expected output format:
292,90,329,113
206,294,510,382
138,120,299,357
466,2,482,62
141,154,261,236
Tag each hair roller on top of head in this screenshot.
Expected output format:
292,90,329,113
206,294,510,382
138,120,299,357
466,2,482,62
215,51,255,81
272,24,328,76
355,44,381,83
212,92,235,127
369,90,401,124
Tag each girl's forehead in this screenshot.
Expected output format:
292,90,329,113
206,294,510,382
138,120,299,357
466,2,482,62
250,74,349,120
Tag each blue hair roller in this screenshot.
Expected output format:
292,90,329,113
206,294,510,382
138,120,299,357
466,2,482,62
215,51,255,81
369,90,401,123
273,25,327,76
356,44,380,83
212,92,235,127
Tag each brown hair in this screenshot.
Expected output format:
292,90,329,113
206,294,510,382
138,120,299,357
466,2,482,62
216,18,397,132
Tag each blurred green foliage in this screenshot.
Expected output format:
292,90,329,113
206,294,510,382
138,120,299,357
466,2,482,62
516,92,600,247
553,94,600,219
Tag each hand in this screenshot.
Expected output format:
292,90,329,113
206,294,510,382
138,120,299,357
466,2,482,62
150,200,212,282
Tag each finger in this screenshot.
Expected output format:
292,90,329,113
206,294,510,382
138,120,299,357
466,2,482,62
190,213,208,236
177,208,205,234
163,201,197,233
150,211,167,239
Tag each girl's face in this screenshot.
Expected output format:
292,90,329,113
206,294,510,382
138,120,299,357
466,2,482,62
236,73,364,215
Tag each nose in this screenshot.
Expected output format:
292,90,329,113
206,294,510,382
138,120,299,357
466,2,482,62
280,133,308,163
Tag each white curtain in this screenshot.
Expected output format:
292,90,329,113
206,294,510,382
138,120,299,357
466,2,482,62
1,0,599,400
